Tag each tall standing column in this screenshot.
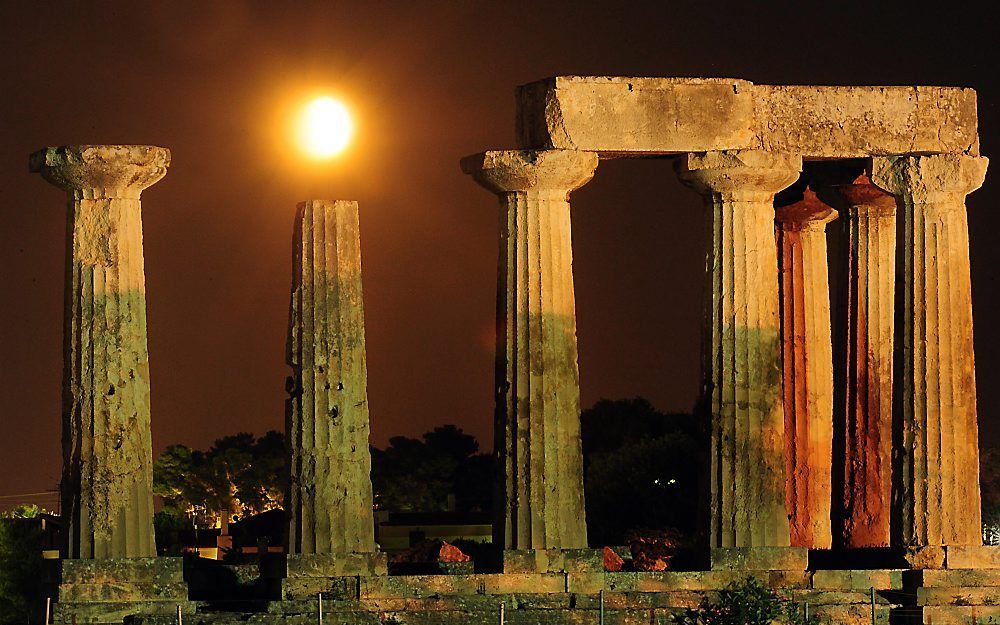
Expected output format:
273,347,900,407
831,174,897,548
30,145,167,560
676,150,802,557
462,149,598,554
775,189,836,550
872,154,988,547
285,200,382,580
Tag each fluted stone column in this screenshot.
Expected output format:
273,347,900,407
462,150,598,559
677,150,804,565
775,188,836,550
284,200,383,585
832,173,897,549
30,145,167,560
872,154,988,548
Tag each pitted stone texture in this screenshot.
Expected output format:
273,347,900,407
872,154,988,547
676,150,801,549
463,150,598,551
53,558,192,625
517,76,979,158
833,174,897,549
775,189,836,550
286,200,377,558
31,145,169,559
30,145,169,198
709,547,808,571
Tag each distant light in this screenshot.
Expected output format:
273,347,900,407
298,96,353,158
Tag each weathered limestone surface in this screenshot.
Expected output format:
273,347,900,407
517,76,979,158
871,154,988,547
30,145,168,559
462,149,598,552
775,189,836,550
833,174,897,549
286,200,378,562
52,557,192,625
676,150,801,549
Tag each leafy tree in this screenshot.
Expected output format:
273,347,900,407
673,577,820,625
581,397,704,546
152,431,285,533
371,425,492,513
0,504,44,520
0,516,44,623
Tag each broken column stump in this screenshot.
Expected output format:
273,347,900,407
283,200,385,597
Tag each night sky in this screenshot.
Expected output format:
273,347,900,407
0,3,996,510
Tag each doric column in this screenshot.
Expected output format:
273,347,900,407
831,174,897,548
29,145,168,559
462,149,598,552
676,150,801,551
872,154,988,547
775,188,836,550
286,200,378,561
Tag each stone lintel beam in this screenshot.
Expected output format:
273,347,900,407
517,76,979,158
831,173,897,549
775,189,836,550
871,154,988,547
30,144,169,559
462,149,598,552
676,149,801,548
286,200,377,559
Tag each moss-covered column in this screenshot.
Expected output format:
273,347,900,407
676,150,802,558
284,200,384,586
30,145,168,560
775,189,836,550
462,150,598,555
831,174,897,549
872,154,988,548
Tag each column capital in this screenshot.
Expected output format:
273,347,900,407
831,173,897,217
461,149,598,196
775,188,837,231
676,150,802,200
871,154,987,203
30,145,170,199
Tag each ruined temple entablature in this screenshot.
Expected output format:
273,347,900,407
517,76,980,158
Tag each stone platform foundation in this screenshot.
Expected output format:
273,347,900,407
52,558,194,625
126,568,898,625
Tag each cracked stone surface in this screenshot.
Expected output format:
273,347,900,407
462,149,598,552
285,200,377,557
30,145,168,559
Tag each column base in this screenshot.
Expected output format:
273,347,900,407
276,552,388,600
502,548,603,573
710,547,808,571
52,557,194,625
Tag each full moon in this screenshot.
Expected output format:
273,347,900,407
298,96,353,158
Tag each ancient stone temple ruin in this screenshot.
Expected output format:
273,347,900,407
31,76,994,624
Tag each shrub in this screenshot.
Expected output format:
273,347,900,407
673,576,820,625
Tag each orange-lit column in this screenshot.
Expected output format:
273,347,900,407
676,150,802,562
832,174,897,548
775,189,836,550
872,154,988,548
463,149,598,559
30,145,168,559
